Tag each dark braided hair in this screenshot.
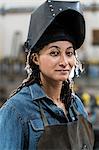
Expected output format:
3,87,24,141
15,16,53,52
9,46,73,109
60,80,72,109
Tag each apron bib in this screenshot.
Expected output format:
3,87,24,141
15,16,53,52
38,101,94,150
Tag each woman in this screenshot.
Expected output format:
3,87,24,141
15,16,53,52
0,1,94,150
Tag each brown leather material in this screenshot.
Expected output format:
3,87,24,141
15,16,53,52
38,115,94,150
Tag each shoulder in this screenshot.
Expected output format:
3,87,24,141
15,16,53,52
0,86,34,121
72,93,88,119
0,83,46,122
6,86,32,107
0,83,45,121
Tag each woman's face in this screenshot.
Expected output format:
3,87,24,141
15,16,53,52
33,41,76,83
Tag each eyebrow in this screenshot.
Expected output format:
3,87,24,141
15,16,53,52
67,46,74,50
49,45,60,50
49,45,74,50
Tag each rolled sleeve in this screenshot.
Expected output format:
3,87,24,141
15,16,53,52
0,103,24,150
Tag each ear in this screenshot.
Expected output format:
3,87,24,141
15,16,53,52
32,53,39,65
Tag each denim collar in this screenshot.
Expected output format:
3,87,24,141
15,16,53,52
29,83,47,101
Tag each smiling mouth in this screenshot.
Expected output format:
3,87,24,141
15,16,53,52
56,69,70,72
55,70,70,73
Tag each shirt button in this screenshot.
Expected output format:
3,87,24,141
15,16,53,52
72,116,75,121
81,144,88,150
56,111,60,115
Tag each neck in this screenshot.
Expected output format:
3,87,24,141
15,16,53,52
41,78,62,102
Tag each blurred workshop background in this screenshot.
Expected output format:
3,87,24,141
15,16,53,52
0,0,99,149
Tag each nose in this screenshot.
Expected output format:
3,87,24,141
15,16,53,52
59,54,68,67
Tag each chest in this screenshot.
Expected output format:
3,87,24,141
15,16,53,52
26,100,80,149
27,107,94,150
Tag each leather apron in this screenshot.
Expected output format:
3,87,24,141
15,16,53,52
38,101,94,150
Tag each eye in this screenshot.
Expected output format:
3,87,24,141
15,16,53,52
49,50,60,57
66,51,74,57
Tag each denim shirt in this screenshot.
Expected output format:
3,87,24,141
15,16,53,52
0,83,88,150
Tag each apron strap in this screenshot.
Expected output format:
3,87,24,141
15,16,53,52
39,101,49,127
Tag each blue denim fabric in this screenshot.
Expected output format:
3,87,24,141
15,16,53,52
0,83,88,150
